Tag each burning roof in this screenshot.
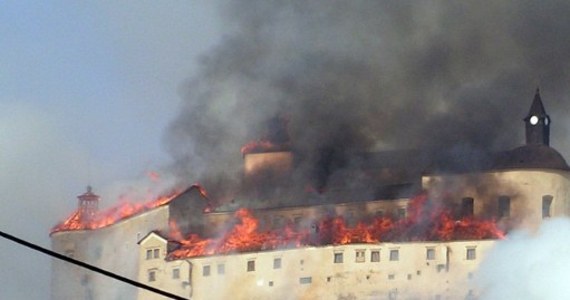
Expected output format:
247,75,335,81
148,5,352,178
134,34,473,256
50,185,208,234
166,192,504,260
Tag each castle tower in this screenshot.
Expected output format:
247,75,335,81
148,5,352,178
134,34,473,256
524,88,550,146
77,186,99,222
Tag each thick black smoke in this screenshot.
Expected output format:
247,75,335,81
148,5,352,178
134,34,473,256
165,1,570,194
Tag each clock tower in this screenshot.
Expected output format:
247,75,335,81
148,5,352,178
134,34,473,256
524,88,550,146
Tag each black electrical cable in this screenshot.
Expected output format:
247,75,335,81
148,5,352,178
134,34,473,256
0,230,187,300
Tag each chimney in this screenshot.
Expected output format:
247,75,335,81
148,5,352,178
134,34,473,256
77,186,99,222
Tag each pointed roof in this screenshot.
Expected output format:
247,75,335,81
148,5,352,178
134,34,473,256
526,87,547,118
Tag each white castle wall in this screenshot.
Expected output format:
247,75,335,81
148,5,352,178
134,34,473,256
137,239,495,300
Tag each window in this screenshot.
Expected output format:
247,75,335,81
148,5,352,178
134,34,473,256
397,208,406,220
274,216,285,228
543,195,553,218
217,263,225,275
148,270,156,282
346,210,356,226
273,258,282,269
461,197,474,217
498,196,510,218
146,249,152,260
388,274,395,280
293,215,303,227
334,252,344,263
375,210,384,218
299,277,312,284
202,265,211,276
247,260,256,272
466,248,476,260
407,274,412,280
355,250,365,263
153,248,160,259
371,250,380,262
426,248,435,260
268,281,274,287
172,268,180,279
389,249,399,261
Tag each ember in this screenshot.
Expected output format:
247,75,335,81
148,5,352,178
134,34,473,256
167,192,504,259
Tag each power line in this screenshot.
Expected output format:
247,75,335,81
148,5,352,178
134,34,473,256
0,229,187,300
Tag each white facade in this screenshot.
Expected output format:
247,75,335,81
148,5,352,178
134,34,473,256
137,236,494,300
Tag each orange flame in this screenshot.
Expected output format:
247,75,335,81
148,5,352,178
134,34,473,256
51,189,181,234
167,192,505,259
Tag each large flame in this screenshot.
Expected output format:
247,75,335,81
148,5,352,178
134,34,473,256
50,189,183,234
167,193,505,259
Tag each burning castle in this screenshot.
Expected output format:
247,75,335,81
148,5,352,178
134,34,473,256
51,90,570,299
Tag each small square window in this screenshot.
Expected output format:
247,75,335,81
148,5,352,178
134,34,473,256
466,248,476,260
268,281,274,287
217,263,225,275
299,277,312,284
273,258,282,269
407,274,412,280
397,208,406,220
388,274,395,280
389,249,399,261
426,248,435,260
371,250,380,262
247,260,256,272
148,270,156,282
202,265,211,277
146,249,152,260
153,248,160,259
172,268,180,279
334,252,343,263
355,250,365,263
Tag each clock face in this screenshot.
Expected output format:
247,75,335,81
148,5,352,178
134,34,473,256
530,115,539,125
545,117,550,125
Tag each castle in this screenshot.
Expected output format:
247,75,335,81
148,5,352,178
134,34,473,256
50,89,570,299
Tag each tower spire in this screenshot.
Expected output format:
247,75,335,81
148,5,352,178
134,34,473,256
524,88,550,146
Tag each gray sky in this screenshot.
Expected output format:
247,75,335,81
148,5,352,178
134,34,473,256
0,2,221,298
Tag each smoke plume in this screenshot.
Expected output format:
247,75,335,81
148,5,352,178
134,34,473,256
476,218,570,299
166,1,570,192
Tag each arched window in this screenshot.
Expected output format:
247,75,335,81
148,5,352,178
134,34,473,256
542,195,553,218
